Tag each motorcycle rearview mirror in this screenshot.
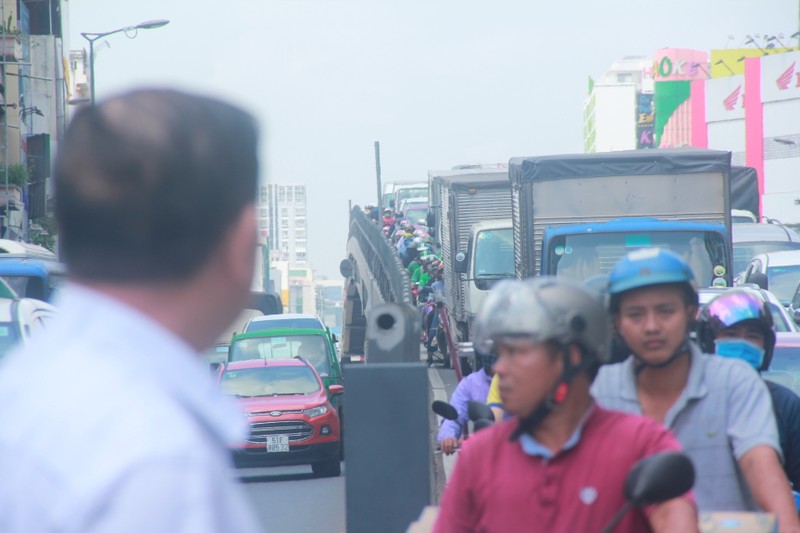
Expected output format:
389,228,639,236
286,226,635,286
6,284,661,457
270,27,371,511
467,400,494,423
599,452,695,533
625,451,695,505
432,400,459,421
454,251,469,274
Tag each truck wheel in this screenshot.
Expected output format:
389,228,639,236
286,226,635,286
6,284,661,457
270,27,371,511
312,459,342,477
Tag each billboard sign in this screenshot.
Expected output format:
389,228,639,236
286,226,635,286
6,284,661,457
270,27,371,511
762,51,800,102
653,48,709,81
706,74,746,122
636,92,655,148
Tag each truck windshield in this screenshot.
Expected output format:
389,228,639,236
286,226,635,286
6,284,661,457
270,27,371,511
474,228,515,279
549,230,728,287
396,187,427,207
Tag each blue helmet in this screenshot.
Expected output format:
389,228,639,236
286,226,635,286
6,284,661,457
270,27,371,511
607,248,698,311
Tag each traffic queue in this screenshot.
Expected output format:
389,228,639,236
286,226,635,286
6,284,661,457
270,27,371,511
351,151,800,532
429,248,800,533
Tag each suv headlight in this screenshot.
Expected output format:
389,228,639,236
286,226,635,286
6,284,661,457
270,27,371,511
303,405,328,418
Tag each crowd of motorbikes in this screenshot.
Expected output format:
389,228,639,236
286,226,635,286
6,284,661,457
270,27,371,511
364,205,450,367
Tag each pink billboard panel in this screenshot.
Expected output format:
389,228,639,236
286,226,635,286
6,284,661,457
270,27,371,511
653,48,710,82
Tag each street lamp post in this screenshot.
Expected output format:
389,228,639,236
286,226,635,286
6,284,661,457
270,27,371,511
81,19,170,105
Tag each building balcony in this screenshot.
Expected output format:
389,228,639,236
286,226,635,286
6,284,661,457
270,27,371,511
0,35,22,61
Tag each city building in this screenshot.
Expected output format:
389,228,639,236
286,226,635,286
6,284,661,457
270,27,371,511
258,183,308,263
583,56,654,153
587,39,800,224
315,279,344,334
700,47,800,224
0,0,69,245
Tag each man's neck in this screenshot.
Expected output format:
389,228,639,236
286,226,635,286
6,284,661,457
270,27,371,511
530,378,593,454
634,348,691,424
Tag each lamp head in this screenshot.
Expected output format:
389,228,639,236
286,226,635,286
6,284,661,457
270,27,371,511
136,19,170,30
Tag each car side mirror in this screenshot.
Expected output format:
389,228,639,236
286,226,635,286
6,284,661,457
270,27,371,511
332,333,339,343
454,251,469,274
794,309,800,325
329,384,344,396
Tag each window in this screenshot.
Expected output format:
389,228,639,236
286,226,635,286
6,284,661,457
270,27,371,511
295,186,305,202
279,186,286,202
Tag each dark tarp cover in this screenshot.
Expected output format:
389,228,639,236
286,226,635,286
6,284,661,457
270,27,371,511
731,166,759,217
509,148,732,185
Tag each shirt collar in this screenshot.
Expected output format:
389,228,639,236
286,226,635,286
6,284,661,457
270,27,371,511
519,403,596,459
55,283,249,446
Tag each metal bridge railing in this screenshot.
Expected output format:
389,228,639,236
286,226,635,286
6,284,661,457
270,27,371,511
349,206,412,305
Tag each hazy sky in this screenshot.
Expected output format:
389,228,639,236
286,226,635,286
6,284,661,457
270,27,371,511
68,1,795,278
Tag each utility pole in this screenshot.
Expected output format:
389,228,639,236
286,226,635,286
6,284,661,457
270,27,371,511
374,141,383,215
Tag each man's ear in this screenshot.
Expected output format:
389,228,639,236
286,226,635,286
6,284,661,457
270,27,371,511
219,203,257,288
568,344,583,367
611,314,621,336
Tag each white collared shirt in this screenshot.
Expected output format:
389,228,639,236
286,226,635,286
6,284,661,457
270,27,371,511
0,284,262,532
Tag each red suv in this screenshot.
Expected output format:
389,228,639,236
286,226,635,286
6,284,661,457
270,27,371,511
219,358,343,477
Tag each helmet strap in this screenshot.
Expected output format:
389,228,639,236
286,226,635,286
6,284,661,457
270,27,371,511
632,337,691,375
510,344,587,441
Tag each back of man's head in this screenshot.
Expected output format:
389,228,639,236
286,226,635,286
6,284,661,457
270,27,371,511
54,89,258,282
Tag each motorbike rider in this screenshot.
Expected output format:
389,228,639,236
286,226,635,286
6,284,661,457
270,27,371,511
434,277,697,533
696,288,800,489
591,248,800,531
437,351,496,455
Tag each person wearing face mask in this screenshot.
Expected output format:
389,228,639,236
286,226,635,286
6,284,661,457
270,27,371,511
696,288,800,490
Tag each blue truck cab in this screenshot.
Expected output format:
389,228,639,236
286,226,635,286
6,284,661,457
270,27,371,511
0,257,66,302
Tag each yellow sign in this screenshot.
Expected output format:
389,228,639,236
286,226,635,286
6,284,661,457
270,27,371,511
711,48,798,78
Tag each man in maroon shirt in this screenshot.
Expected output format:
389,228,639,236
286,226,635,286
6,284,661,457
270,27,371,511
434,278,697,533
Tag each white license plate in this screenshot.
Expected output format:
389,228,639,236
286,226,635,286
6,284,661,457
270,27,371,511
266,435,290,452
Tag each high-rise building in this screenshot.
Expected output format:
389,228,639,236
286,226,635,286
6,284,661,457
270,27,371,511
583,56,654,153
257,184,308,263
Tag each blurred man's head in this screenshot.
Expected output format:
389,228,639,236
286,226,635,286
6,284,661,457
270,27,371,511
55,89,258,282
54,89,260,349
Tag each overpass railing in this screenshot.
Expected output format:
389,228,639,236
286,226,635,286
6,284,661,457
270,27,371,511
348,206,412,305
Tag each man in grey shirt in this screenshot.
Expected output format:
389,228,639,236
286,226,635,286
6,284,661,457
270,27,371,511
591,248,799,532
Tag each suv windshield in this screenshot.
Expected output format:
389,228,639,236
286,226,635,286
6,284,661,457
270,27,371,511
404,206,427,223
474,228,514,280
549,230,728,286
733,242,800,275
768,265,800,305
230,334,331,376
221,365,320,397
